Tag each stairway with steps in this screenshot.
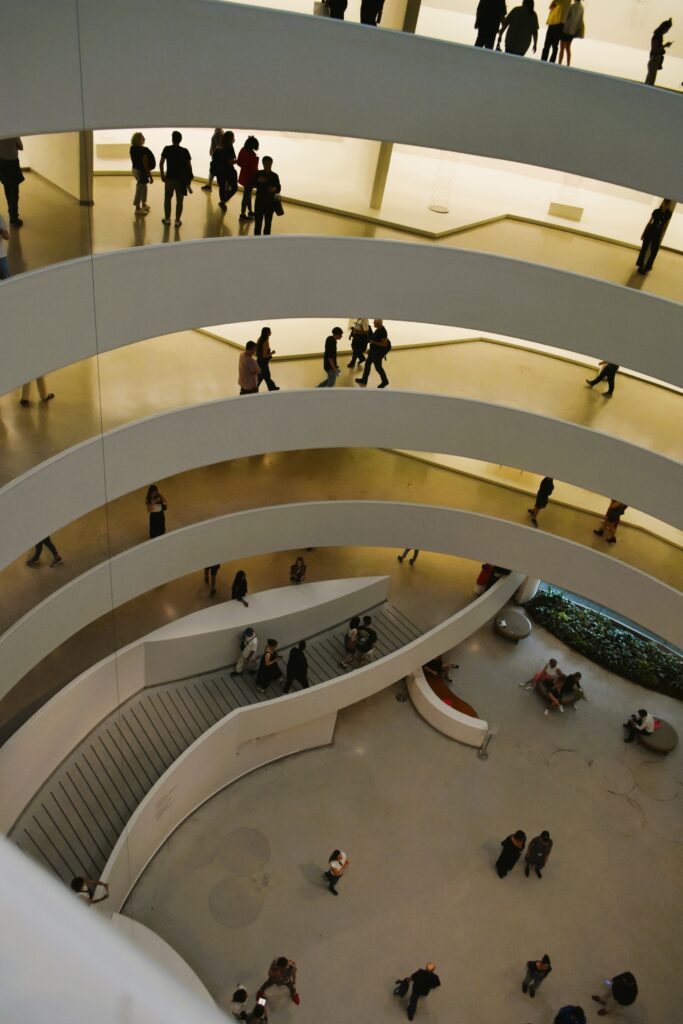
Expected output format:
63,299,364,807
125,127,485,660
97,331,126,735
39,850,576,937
10,602,421,884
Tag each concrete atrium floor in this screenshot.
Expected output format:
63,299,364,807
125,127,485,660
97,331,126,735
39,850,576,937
5,174,683,304
123,620,683,1024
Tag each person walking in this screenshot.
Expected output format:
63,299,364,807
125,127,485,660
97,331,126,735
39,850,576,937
324,848,349,894
257,958,300,1004
521,657,561,689
645,19,673,85
284,641,309,693
585,361,619,397
70,876,110,905
19,377,55,406
203,564,220,596
253,157,281,236
0,136,24,225
256,327,279,392
554,1008,586,1024
498,0,539,56
398,548,420,565
26,537,63,568
558,0,584,65
129,132,155,215
290,556,307,584
146,485,167,538
355,318,390,388
317,327,342,388
237,136,260,221
360,0,384,26
160,131,193,227
0,213,10,279
592,971,638,1016
541,0,571,62
399,964,441,1021
475,0,507,49
525,831,553,879
522,955,552,997
495,830,526,877
341,616,361,666
211,131,238,210
256,639,285,693
239,341,260,394
201,128,224,191
636,199,674,274
348,318,370,368
594,500,627,544
528,476,554,527
232,569,249,607
236,627,258,674
623,709,655,744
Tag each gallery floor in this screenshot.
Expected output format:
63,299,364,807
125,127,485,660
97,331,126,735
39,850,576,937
123,619,683,1024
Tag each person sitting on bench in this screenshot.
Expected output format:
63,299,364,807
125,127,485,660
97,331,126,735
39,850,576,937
623,709,655,743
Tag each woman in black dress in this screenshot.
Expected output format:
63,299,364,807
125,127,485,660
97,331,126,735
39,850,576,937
527,476,554,528
232,570,249,607
146,484,167,538
496,830,526,878
256,639,284,693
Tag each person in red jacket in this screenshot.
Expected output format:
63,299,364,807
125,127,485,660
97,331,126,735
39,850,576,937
237,135,260,222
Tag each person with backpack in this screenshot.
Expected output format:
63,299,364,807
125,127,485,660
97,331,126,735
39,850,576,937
525,831,553,879
236,627,258,674
355,318,390,388
592,971,638,1015
355,615,378,665
324,848,349,894
129,132,156,215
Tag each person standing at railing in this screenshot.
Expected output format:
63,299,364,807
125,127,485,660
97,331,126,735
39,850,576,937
645,19,673,86
252,157,282,237
557,0,584,66
201,128,224,192
211,131,238,211
159,130,193,228
541,0,571,62
636,199,674,274
475,0,507,50
237,135,260,222
498,0,539,56
0,136,24,226
360,0,384,27
328,0,348,17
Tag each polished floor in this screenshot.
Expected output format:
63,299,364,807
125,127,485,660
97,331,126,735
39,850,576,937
124,620,683,1024
2,447,681,738
5,174,683,304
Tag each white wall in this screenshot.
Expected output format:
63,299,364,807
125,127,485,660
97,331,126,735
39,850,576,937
3,1,682,200
1,391,680,577
22,132,84,202
0,504,680,708
3,239,682,396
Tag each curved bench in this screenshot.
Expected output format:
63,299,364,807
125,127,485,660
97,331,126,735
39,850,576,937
639,719,679,754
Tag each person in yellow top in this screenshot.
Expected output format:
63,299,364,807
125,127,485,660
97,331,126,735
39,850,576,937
541,0,571,62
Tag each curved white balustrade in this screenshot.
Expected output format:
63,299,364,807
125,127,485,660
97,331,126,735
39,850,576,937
1,391,681,575
4,0,682,201
1,502,681,705
3,238,683,398
408,669,489,748
100,572,522,912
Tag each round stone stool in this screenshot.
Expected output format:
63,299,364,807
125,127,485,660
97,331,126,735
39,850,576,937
639,719,679,755
493,608,532,644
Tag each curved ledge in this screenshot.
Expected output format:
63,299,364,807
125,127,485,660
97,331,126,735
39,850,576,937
1,502,681,704
1,391,681,575
5,1,682,201
2,238,683,398
111,916,214,1006
408,669,488,748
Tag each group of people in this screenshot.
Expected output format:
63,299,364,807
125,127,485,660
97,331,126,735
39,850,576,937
476,0,585,62
230,956,301,1023
527,476,629,545
129,129,282,234
316,1,385,26
520,657,588,714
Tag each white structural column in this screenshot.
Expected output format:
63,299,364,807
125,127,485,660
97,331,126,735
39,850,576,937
2,239,683,395
3,1,682,201
1,391,682,573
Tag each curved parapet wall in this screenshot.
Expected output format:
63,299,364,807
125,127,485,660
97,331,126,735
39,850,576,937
3,240,683,396
408,669,489,748
1,503,681,704
4,0,683,201
1,391,681,574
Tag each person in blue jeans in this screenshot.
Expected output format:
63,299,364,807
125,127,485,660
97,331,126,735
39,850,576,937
316,327,342,387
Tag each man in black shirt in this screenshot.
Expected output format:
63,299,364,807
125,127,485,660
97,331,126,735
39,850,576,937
406,963,440,1021
355,318,389,388
211,131,238,209
253,156,281,236
355,615,377,665
361,0,384,25
284,641,309,693
316,327,342,388
160,131,193,227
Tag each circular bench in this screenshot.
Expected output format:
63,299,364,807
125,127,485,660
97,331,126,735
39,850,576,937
639,719,679,755
494,608,532,644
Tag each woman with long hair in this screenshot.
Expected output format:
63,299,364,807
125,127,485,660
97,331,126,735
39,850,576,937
146,484,167,538
256,327,279,392
237,135,259,221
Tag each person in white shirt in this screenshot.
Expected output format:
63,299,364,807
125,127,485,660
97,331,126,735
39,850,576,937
324,848,349,895
230,984,249,1021
623,708,655,743
236,627,258,674
70,876,109,905
0,213,10,279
